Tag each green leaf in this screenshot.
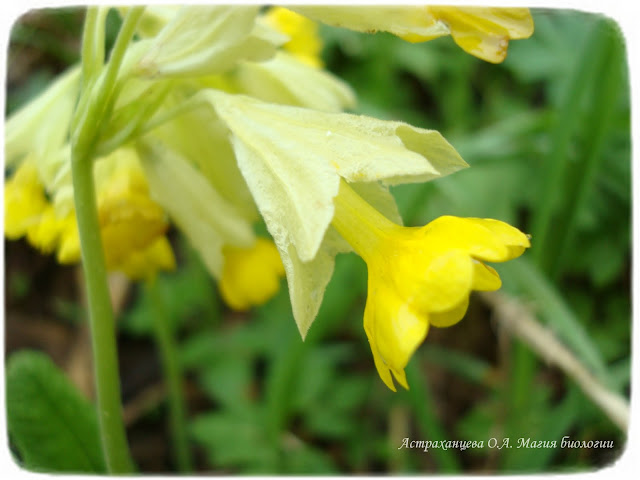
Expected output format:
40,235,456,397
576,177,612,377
6,350,106,473
190,408,277,472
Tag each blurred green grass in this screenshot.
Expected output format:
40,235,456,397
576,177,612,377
5,7,630,474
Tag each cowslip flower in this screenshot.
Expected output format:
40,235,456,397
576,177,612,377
332,180,530,390
201,90,529,389
291,6,534,63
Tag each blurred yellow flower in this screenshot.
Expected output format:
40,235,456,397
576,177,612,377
4,161,49,241
3,148,175,280
219,237,285,311
262,7,324,67
332,180,530,390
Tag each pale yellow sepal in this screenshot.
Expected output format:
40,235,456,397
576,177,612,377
291,6,449,40
5,66,80,168
119,6,180,38
233,51,356,112
149,93,259,222
137,139,255,278
133,6,286,78
219,238,285,311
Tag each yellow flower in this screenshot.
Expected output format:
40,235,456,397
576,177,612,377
4,147,175,279
406,7,535,63
219,237,285,311
332,180,530,390
95,156,170,270
116,237,176,281
292,6,534,63
262,7,324,68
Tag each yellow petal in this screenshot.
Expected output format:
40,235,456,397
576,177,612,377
428,296,470,328
219,238,285,311
410,248,474,313
4,162,48,240
471,261,502,291
429,7,534,63
466,218,531,260
262,7,324,68
364,280,428,390
26,205,63,253
115,236,176,280
56,215,81,264
99,191,169,268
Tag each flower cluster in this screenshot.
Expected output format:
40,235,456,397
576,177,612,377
4,6,533,389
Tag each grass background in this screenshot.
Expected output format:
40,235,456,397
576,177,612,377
4,7,631,474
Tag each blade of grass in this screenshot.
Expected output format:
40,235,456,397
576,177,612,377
551,19,626,280
147,279,193,472
421,344,494,387
402,362,462,473
499,259,610,384
531,16,615,273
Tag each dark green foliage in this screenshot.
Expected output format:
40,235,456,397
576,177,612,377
6,350,106,473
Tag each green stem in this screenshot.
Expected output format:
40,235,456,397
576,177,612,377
147,280,193,473
73,7,145,157
71,152,135,474
80,7,100,86
69,7,146,473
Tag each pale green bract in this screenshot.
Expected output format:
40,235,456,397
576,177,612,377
5,67,81,169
